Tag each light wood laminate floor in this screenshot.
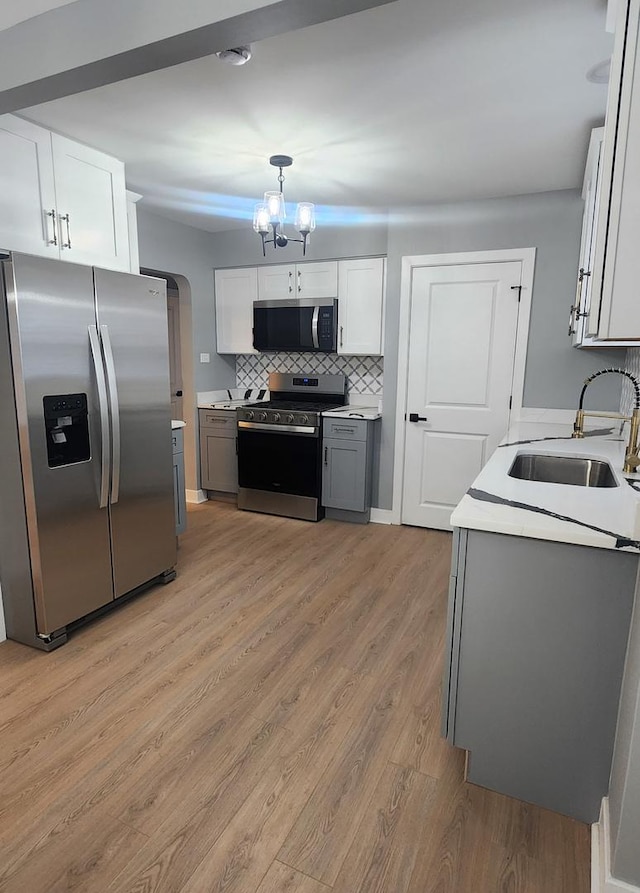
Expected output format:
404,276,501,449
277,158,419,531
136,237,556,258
0,501,590,893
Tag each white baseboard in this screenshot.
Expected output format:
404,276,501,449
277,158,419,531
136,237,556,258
593,799,640,893
186,489,207,504
370,508,399,525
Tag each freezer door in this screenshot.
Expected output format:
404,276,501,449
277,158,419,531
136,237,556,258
93,267,177,596
5,254,114,634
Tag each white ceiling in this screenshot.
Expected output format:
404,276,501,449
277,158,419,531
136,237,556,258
23,0,613,232
0,0,78,31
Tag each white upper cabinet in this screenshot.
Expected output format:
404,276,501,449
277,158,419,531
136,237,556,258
51,134,129,271
338,257,385,355
296,261,337,298
257,264,296,299
588,0,640,340
215,267,258,354
0,116,59,258
257,261,338,299
0,114,130,272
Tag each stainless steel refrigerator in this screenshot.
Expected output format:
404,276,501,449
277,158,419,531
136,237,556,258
0,253,177,650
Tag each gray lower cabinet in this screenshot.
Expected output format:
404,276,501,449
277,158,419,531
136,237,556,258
199,409,238,494
322,417,375,522
442,528,637,822
172,428,187,535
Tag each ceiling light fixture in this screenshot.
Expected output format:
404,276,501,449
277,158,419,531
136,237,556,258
215,45,252,66
253,155,316,256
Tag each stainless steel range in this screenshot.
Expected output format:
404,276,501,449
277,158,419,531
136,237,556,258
237,372,346,521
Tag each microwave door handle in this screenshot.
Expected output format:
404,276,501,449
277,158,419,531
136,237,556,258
311,306,320,349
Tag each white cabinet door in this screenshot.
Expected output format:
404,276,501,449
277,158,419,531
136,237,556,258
257,264,295,299
215,267,258,354
338,257,385,355
51,133,129,272
296,261,338,298
589,0,640,340
0,116,59,258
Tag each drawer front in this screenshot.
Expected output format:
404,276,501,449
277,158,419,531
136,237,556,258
323,418,368,441
172,428,184,454
199,409,236,437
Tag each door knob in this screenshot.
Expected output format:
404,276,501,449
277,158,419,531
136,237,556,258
409,413,428,423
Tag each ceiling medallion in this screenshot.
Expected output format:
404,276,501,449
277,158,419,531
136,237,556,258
252,155,316,256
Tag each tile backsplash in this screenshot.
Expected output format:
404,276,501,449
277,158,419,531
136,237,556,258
236,353,384,396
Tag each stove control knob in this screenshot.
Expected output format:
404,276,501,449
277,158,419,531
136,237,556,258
300,414,309,425
258,411,268,421
286,413,295,424
245,410,255,421
271,412,281,423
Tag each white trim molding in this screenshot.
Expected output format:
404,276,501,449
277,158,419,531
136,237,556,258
186,489,207,504
370,508,397,525
391,247,536,525
593,798,640,893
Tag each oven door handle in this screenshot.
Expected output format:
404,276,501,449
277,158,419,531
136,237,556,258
238,421,319,437
311,306,320,349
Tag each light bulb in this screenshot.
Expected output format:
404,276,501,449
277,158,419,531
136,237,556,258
264,191,285,223
295,202,316,234
253,203,270,234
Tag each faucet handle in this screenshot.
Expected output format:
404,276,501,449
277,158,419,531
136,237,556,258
572,409,585,439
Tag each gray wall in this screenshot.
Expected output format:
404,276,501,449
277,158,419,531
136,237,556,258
378,189,623,509
609,567,640,887
137,208,236,491
207,221,389,269
137,208,236,394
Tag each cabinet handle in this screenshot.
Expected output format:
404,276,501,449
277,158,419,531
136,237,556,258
289,271,293,294
568,305,578,337
59,213,72,249
324,446,328,465
298,269,301,293
46,209,58,246
339,325,343,348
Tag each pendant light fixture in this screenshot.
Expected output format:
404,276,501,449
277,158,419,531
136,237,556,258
253,155,316,256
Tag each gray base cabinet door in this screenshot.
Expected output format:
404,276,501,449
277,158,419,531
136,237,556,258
172,428,187,534
443,528,637,822
173,457,186,534
201,434,238,493
322,438,367,511
199,410,238,494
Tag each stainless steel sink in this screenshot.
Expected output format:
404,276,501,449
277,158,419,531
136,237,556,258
508,453,618,488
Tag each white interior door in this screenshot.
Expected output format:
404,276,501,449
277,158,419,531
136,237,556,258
401,261,521,530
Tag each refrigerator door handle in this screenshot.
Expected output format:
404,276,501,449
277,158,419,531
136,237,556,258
88,325,110,509
100,324,121,505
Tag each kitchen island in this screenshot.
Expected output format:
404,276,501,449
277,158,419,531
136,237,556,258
443,422,640,822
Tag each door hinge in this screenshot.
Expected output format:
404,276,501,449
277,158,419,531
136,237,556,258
511,286,522,302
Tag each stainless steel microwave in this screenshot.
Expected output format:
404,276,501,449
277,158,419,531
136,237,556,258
253,298,338,353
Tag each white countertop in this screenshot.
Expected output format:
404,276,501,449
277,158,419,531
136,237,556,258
197,388,269,409
171,420,186,429
451,420,640,552
322,405,382,420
